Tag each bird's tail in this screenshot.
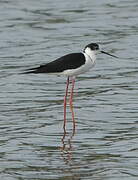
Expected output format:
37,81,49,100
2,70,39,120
21,67,41,74
22,65,47,74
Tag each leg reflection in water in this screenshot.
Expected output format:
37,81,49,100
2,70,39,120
60,127,75,164
61,123,75,149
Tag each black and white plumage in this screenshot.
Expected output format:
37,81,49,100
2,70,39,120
25,53,86,75
23,43,118,133
24,43,101,76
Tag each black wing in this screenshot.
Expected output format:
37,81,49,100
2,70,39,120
24,53,85,74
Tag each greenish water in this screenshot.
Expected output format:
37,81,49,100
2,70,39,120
0,0,138,179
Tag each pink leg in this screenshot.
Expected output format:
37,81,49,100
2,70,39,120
69,78,76,133
63,77,69,132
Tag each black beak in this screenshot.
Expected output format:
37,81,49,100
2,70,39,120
100,51,118,58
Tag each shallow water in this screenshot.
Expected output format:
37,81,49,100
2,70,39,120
0,0,138,179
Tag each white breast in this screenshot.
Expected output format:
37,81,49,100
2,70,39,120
62,48,96,77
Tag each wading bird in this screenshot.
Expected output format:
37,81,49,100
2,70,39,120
24,43,118,133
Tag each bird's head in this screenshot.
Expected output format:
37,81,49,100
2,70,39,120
83,43,118,58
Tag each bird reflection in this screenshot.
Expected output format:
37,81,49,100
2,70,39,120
60,122,76,164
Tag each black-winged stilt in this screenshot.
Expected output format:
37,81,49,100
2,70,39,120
24,43,118,133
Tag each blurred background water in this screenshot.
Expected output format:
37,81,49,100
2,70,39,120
0,0,138,179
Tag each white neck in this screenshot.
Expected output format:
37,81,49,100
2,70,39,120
84,47,97,62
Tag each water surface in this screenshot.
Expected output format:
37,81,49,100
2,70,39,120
0,0,138,179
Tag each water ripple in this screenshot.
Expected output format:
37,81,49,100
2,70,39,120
0,0,138,179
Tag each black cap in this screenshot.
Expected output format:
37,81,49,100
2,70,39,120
85,43,99,51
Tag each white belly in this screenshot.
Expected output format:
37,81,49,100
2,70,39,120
62,52,96,77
